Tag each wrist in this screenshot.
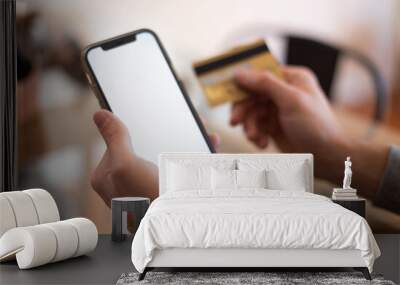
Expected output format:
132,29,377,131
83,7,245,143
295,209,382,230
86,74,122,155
314,135,351,185
348,140,390,199
315,135,390,199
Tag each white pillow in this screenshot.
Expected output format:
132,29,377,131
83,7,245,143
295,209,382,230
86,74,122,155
267,167,307,191
167,163,211,191
211,168,236,190
236,169,267,189
238,159,309,191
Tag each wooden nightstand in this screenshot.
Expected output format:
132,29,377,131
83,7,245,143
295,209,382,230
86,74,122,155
332,198,366,218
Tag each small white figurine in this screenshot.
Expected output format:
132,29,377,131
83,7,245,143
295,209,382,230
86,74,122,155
342,156,352,189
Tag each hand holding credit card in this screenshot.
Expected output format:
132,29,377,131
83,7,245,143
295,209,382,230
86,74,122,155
193,40,282,107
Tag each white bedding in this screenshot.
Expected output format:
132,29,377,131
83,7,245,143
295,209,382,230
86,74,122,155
131,190,380,273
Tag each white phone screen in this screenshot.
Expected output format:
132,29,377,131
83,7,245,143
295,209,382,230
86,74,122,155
86,31,212,164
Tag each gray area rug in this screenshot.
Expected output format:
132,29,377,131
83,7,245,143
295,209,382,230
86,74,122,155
117,272,395,285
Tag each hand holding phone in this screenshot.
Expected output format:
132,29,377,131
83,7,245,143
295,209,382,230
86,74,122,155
82,30,214,164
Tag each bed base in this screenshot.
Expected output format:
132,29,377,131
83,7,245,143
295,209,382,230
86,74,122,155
138,248,372,281
138,267,371,281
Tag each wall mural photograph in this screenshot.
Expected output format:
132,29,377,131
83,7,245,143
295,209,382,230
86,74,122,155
1,0,400,284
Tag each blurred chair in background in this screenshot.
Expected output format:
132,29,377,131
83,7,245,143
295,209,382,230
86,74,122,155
283,34,387,131
224,27,388,135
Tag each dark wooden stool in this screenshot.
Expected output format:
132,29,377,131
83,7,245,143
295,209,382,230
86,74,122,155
111,197,150,242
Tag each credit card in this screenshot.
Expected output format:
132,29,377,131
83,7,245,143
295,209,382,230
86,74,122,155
193,40,282,107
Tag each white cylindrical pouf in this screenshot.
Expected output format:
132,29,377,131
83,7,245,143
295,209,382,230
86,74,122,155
0,226,57,269
65,218,98,257
0,196,17,237
23,189,60,224
0,192,39,227
43,221,79,262
0,219,98,269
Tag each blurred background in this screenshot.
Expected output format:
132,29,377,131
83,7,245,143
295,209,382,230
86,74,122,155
15,0,400,233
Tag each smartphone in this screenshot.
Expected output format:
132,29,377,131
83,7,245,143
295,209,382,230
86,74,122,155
82,29,214,164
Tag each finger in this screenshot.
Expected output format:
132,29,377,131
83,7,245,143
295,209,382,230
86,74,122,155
282,66,317,82
208,133,220,149
256,135,269,148
261,103,280,136
234,69,298,110
243,109,261,141
98,189,112,208
281,66,321,94
251,105,275,148
230,99,255,126
92,175,113,208
93,110,132,153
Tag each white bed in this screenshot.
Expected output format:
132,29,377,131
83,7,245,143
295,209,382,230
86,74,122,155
131,153,380,280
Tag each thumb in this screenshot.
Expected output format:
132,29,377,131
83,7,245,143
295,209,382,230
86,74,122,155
234,69,298,110
93,110,132,152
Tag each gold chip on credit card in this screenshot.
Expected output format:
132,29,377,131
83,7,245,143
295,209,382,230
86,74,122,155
193,39,283,107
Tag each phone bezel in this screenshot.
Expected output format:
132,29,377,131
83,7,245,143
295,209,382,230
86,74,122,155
81,29,215,154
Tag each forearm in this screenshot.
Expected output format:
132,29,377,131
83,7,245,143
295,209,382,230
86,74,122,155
374,146,400,213
315,137,390,200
